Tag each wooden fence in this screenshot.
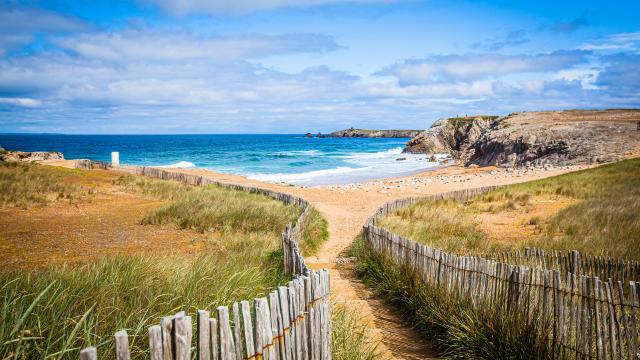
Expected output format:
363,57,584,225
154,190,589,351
364,186,640,283
363,187,640,359
74,162,332,359
75,159,111,170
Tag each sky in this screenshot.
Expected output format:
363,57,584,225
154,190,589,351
0,0,639,134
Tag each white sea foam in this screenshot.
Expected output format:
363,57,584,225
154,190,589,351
248,148,450,186
248,166,363,183
272,150,323,156
157,161,196,168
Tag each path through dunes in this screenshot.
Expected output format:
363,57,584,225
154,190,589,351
44,159,592,359
304,200,440,359
171,165,587,359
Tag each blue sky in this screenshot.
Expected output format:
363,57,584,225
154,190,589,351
0,0,639,134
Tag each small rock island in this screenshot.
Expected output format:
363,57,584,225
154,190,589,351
319,127,423,138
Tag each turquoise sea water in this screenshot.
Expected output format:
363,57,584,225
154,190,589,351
0,134,442,185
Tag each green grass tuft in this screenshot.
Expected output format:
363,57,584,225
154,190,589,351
114,175,301,234
331,303,380,360
301,208,329,257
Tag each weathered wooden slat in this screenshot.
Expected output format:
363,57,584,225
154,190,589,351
218,306,237,360
240,301,255,359
269,291,284,360
149,325,163,360
160,316,174,360
209,318,219,360
174,313,190,360
115,330,130,360
80,347,97,360
629,282,638,359
232,303,243,360
197,310,212,360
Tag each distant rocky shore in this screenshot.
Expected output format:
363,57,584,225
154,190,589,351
313,128,422,138
0,146,64,162
404,109,640,168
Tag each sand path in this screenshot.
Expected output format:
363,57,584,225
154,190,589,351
44,159,591,359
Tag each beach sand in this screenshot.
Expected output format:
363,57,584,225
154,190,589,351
41,159,592,359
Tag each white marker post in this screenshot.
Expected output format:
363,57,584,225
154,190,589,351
111,152,120,167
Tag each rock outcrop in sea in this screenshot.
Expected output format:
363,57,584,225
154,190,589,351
323,128,422,138
405,110,640,167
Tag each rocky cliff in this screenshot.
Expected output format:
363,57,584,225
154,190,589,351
324,128,422,138
0,150,64,162
405,110,640,167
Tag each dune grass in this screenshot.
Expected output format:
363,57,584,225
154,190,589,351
331,303,380,360
300,208,329,257
380,158,640,259
0,240,287,359
352,235,551,360
0,161,82,208
114,174,301,234
0,164,330,359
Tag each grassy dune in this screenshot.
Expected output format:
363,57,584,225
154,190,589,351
357,159,639,358
380,158,640,259
0,161,82,207
0,163,328,359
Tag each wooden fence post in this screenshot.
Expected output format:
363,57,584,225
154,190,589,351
114,330,130,360
80,347,97,360
197,310,212,360
149,325,163,360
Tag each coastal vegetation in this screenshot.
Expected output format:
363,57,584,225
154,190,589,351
355,158,640,358
352,234,550,359
0,162,330,358
331,304,379,360
379,157,640,259
0,161,82,207
447,115,499,129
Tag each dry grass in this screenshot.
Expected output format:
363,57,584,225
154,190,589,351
0,161,81,208
0,163,327,359
380,158,640,259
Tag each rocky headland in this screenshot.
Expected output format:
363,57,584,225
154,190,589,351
322,128,422,138
404,109,640,168
0,148,64,162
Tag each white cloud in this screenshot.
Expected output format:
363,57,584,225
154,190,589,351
0,7,91,54
54,30,339,63
0,97,42,107
142,0,400,14
1,20,638,134
366,80,494,98
579,32,640,52
376,51,590,85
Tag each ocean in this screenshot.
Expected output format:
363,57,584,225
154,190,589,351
0,134,444,185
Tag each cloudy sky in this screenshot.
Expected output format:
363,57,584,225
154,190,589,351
0,0,639,134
